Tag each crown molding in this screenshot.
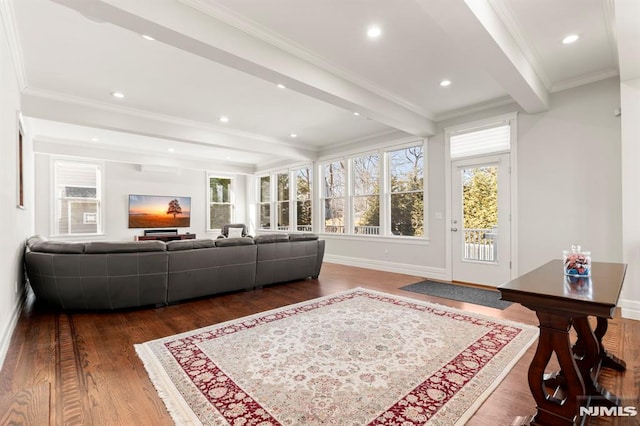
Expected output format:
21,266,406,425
488,0,551,90
433,96,516,123
0,0,28,90
23,87,310,150
550,68,619,93
177,0,432,119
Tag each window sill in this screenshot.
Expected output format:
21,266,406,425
318,233,430,246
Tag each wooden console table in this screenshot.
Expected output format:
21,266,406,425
499,260,627,425
136,233,195,242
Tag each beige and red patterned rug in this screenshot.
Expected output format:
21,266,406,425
135,288,537,425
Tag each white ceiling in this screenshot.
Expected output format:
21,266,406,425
3,0,635,172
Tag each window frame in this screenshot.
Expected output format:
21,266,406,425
256,164,313,233
206,174,235,233
51,158,104,237
318,140,427,239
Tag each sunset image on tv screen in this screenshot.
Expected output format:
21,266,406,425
128,195,191,228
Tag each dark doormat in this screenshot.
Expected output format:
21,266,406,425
400,280,512,310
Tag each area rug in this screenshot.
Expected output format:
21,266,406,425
135,288,537,425
401,280,512,310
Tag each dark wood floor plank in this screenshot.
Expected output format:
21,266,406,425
0,263,636,424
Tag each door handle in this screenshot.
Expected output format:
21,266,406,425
451,227,458,232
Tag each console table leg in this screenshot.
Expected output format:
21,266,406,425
594,317,626,371
528,311,585,425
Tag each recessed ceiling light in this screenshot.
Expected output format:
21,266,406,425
168,148,175,153
277,83,286,89
367,25,382,39
219,116,230,123
353,112,360,116
290,133,297,138
225,156,231,160
111,91,125,98
440,80,452,87
90,137,99,142
141,34,155,41
562,34,579,44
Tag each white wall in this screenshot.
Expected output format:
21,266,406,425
0,15,34,369
621,77,640,319
517,78,622,272
34,157,248,241
320,78,623,283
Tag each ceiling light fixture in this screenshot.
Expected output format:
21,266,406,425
277,83,286,89
353,112,360,116
168,148,175,153
440,80,452,87
141,34,155,41
367,25,382,39
111,91,125,98
562,34,579,44
91,137,99,142
290,133,297,138
219,116,230,123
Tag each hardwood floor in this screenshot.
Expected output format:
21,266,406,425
0,263,638,425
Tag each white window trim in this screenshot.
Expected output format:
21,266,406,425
206,173,235,233
50,157,105,238
318,140,428,239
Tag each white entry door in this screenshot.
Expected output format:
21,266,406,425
451,154,511,287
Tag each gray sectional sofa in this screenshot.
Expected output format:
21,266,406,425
24,233,325,310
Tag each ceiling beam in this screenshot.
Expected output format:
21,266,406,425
22,89,317,162
49,0,435,136
416,0,549,113
614,0,640,81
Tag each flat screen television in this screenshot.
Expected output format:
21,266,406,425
128,194,191,229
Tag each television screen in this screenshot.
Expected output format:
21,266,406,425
128,194,191,228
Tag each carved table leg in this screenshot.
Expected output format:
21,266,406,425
528,311,585,425
594,317,626,371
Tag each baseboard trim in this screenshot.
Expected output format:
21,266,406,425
0,290,26,371
620,298,640,321
324,255,447,281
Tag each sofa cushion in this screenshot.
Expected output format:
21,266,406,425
84,241,167,253
30,241,85,254
253,234,290,244
288,233,319,241
215,237,255,247
166,239,215,251
26,235,46,250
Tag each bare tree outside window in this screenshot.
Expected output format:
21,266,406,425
323,161,345,233
208,177,232,230
389,146,424,236
353,154,380,235
296,167,312,231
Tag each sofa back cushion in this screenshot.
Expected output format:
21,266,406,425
215,237,255,247
288,233,319,241
84,241,166,253
253,234,289,244
29,241,85,254
166,239,215,251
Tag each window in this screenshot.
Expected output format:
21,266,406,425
295,166,312,231
388,145,424,236
276,172,290,231
208,176,233,230
352,154,379,235
258,176,270,229
322,160,345,233
53,160,102,235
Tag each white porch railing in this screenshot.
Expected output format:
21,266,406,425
463,228,497,262
324,225,381,235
